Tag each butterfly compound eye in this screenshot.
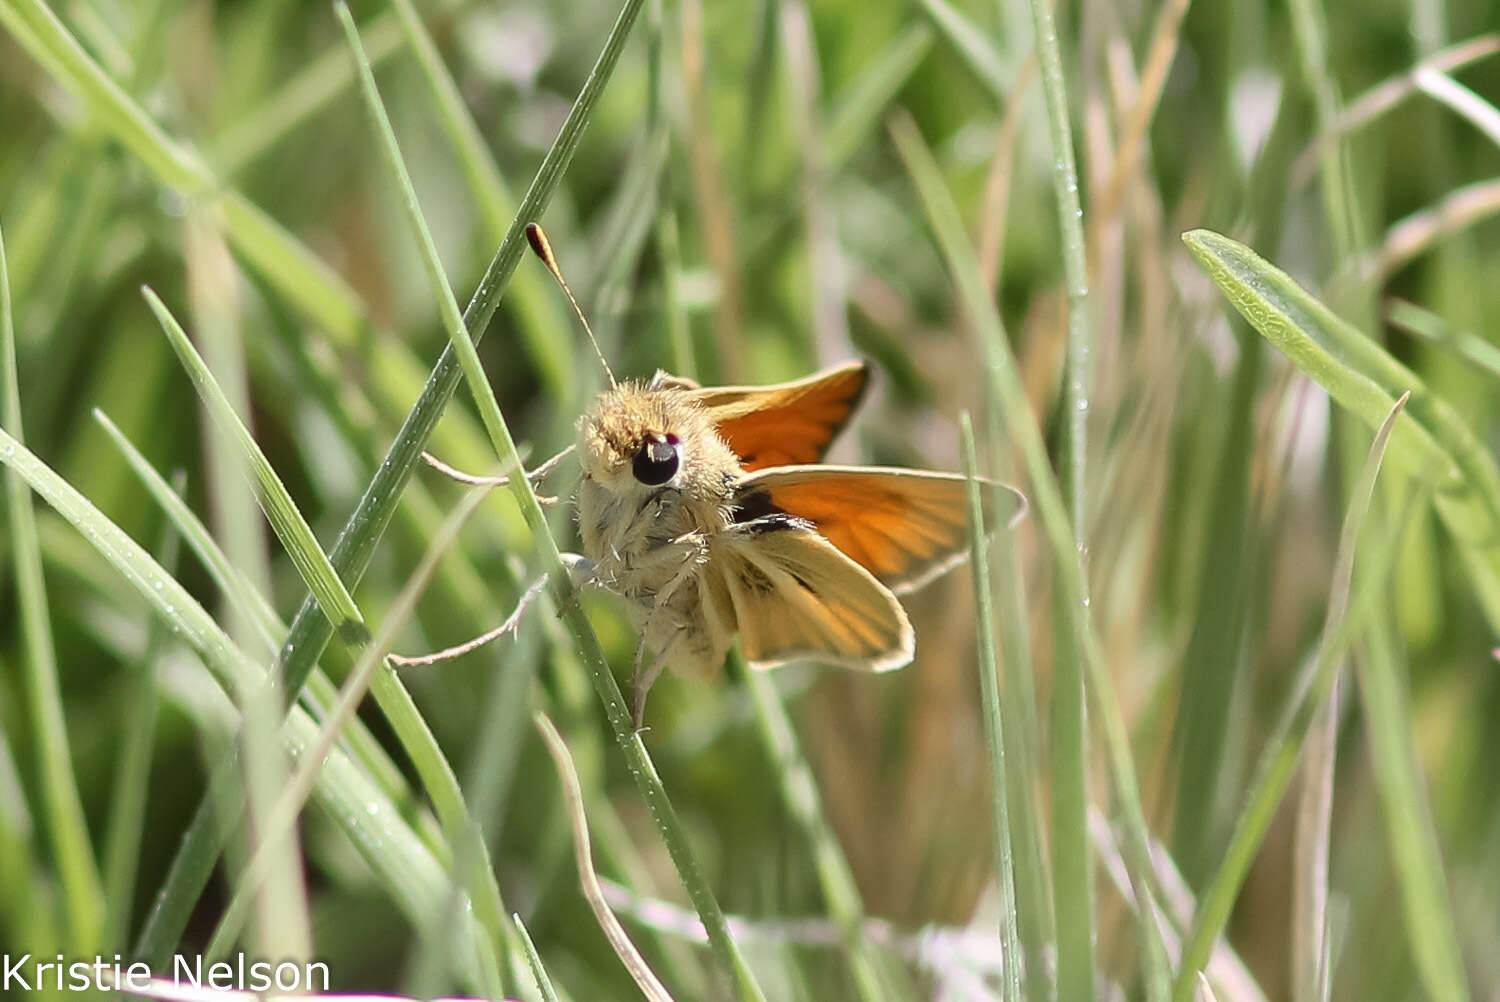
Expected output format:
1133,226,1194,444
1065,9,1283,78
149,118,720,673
632,434,680,486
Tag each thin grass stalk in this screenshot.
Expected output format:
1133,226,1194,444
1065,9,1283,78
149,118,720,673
1169,396,1413,1001
536,712,677,1002
388,0,575,404
960,414,1024,1002
139,0,647,961
739,658,889,1002
334,8,764,998
892,112,1172,998
0,425,498,989
514,914,561,1002
202,481,494,967
102,505,181,949
983,406,1054,1002
1023,0,1100,990
1354,612,1470,1002
0,222,105,954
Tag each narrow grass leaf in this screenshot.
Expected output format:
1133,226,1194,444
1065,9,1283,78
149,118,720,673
0,425,498,988
336,8,764,999
143,286,366,644
1,221,105,954
911,0,1004,100
1355,617,1470,1002
204,482,493,968
514,914,561,1002
1170,394,1413,1002
141,0,649,970
387,0,574,402
960,414,1024,1002
1183,228,1500,628
892,112,1172,1000
102,507,180,949
1386,298,1500,379
536,712,676,1002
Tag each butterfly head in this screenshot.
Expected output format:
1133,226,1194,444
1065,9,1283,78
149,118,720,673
576,381,737,502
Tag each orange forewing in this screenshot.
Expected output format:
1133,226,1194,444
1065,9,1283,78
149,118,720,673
734,466,1022,594
687,361,869,471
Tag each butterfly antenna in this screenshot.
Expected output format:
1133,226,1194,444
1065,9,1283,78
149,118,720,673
525,223,616,388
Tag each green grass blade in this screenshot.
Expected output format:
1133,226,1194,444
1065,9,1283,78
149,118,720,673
203,481,492,967
515,912,561,1002
101,504,180,949
142,286,366,645
892,112,1172,999
1387,298,1500,378
911,0,1004,100
1355,613,1470,1002
1,221,106,954
387,0,574,403
136,0,649,964
0,422,498,987
93,410,282,653
1170,395,1413,1001
739,658,888,1002
1023,0,1101,986
336,7,763,999
960,413,1023,1002
824,24,933,170
1183,228,1500,628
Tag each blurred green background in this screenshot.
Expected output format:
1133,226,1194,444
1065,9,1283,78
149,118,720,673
1,0,1499,999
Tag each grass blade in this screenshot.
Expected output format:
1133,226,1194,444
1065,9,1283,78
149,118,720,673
892,111,1172,1000
514,914,561,1002
536,712,676,1002
136,0,649,966
387,0,575,403
960,413,1024,1002
1,222,105,954
0,421,498,987
1183,228,1500,628
336,7,765,999
1355,613,1470,1002
143,285,366,646
203,481,493,965
1170,394,1413,1001
101,504,180,949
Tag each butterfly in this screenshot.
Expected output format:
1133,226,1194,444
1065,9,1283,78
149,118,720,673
396,226,1024,726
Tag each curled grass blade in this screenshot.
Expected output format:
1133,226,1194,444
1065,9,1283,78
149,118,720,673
1183,228,1500,628
1,221,105,954
536,712,676,1002
336,7,764,999
1169,394,1413,1001
960,414,1024,1002
143,286,366,646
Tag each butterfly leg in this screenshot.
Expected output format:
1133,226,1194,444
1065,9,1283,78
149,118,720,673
388,554,595,667
419,445,575,505
630,640,672,731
